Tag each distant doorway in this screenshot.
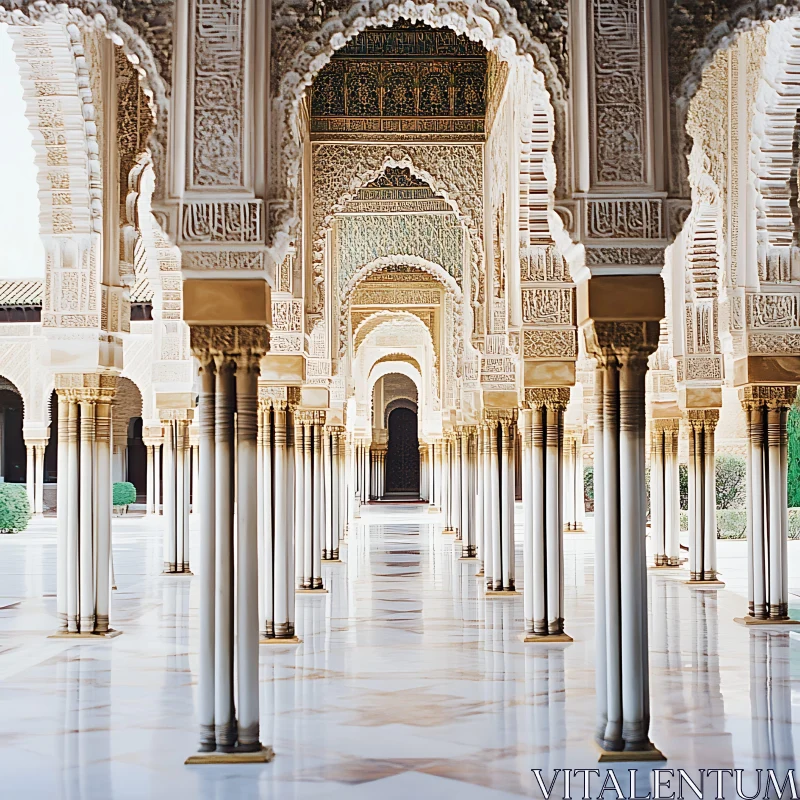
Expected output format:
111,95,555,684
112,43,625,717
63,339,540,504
385,407,419,496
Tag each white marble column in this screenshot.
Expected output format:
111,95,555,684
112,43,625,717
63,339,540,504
687,410,720,583
296,411,326,592
234,353,261,751
162,418,192,574
153,440,161,516
562,428,584,532
460,428,476,558
590,330,661,757
521,390,570,641
322,425,344,560
53,376,117,637
740,386,797,623
427,442,436,509
33,443,45,515
452,431,463,541
651,419,681,567
189,326,270,760
192,443,200,513
259,396,297,639
25,443,35,510
145,444,155,515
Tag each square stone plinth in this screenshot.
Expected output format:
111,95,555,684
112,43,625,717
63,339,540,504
595,742,666,763
185,745,275,765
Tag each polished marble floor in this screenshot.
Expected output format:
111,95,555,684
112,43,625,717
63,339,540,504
0,507,798,799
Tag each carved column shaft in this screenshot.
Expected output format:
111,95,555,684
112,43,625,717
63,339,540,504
741,387,796,620
586,322,660,755
55,377,116,637
521,390,570,638
651,419,681,568
189,325,268,756
687,411,719,581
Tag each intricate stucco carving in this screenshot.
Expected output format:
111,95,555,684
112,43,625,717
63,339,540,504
313,143,482,311
336,213,463,288
270,0,566,260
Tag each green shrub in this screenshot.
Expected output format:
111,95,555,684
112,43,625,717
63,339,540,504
679,463,688,510
680,511,688,532
789,405,800,508
789,509,800,540
0,484,32,533
584,466,594,512
717,509,747,538
716,456,747,509
113,482,137,507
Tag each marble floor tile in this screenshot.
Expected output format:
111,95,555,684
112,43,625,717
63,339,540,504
0,507,798,798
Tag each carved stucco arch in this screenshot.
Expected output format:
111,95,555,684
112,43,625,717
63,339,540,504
0,364,29,418
366,361,424,424
315,150,480,315
673,2,800,109
0,2,167,128
749,18,800,277
271,0,565,259
354,310,435,363
341,256,460,386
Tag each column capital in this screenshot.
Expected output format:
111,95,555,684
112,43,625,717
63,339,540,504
582,321,660,366
296,409,326,425
482,408,518,423
739,384,797,411
190,325,269,360
651,417,681,433
522,387,570,411
55,373,117,404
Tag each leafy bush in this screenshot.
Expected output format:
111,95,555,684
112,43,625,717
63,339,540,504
679,463,688,510
716,456,747,509
584,466,594,512
717,509,747,538
789,509,800,540
680,511,688,532
789,405,800,508
113,482,136,507
0,484,32,533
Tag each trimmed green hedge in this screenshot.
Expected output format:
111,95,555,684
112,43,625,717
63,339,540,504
112,482,137,507
679,456,746,511
0,484,32,533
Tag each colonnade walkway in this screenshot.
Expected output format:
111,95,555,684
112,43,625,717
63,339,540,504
0,507,797,798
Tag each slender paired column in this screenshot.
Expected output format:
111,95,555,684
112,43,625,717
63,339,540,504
738,386,798,623
650,419,681,568
33,443,45,515
295,411,327,591
483,412,517,593
25,443,35,511
452,432,463,540
459,428,476,557
562,428,584,532
587,323,661,756
162,417,192,574
686,410,720,583
427,442,436,509
191,442,200,512
323,425,345,560
419,444,428,501
53,375,117,637
521,389,571,641
188,326,269,761
153,439,162,516
145,443,155,515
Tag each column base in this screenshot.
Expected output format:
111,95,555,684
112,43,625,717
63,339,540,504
648,563,683,571
260,636,302,645
734,615,800,627
485,589,520,598
522,632,573,644
162,570,194,577
48,629,123,640
474,570,484,578
595,741,666,763
684,579,725,589
441,527,455,534
295,588,329,594
563,524,584,533
458,556,481,562
185,745,275,764
322,559,344,564
428,506,440,514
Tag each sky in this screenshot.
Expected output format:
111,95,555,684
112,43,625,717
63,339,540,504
0,24,45,281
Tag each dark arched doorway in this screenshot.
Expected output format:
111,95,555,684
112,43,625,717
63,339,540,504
385,407,420,497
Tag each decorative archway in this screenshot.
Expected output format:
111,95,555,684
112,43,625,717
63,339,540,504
385,406,420,495
269,0,565,259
